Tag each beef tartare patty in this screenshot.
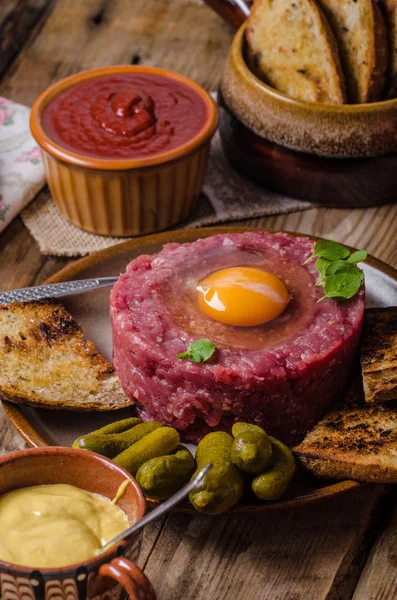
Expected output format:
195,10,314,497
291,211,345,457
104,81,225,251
110,232,364,444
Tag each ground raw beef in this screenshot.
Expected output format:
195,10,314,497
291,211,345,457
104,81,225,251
110,232,364,445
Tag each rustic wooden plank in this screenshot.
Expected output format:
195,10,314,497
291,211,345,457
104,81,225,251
0,2,395,599
235,204,397,269
0,217,44,291
31,255,71,285
0,0,233,104
352,488,397,600
143,486,385,600
0,0,54,79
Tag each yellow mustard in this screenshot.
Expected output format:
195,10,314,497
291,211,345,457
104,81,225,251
0,483,130,568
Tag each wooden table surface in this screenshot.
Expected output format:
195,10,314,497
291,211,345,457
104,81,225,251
0,1,397,598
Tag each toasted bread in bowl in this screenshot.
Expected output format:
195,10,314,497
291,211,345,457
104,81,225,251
222,24,397,159
317,0,388,103
245,0,346,104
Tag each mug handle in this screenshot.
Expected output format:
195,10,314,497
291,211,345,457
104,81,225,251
202,0,251,29
98,557,156,600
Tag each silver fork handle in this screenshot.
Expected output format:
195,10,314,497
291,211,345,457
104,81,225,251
0,277,118,305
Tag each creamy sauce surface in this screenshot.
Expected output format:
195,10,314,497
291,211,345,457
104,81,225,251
0,484,129,568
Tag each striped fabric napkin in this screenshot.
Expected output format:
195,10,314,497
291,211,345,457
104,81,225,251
0,97,45,234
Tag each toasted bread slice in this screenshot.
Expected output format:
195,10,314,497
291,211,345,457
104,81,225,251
317,0,388,103
245,0,346,104
378,0,397,98
0,299,132,411
360,307,397,404
294,379,397,483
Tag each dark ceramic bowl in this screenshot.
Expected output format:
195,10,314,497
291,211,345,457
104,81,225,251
205,0,397,207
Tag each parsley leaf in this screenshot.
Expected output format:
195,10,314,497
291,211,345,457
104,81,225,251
315,257,331,285
347,250,368,264
310,240,367,301
313,240,351,262
177,339,216,363
322,273,363,300
325,259,361,277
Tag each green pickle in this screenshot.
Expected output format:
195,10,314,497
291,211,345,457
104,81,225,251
189,431,244,515
113,427,180,475
231,429,272,474
232,422,268,437
136,446,195,500
85,417,142,436
251,437,295,501
72,419,163,458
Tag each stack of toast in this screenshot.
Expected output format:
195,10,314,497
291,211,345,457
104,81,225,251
245,0,397,103
295,308,397,483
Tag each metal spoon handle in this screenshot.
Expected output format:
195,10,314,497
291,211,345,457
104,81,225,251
101,464,212,554
0,277,118,305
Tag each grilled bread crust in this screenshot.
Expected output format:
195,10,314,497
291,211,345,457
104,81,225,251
245,0,346,104
293,379,397,483
0,300,132,411
360,307,397,404
317,0,388,103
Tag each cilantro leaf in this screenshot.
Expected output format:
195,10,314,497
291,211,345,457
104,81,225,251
347,250,368,264
177,339,216,363
313,240,350,262
322,273,363,300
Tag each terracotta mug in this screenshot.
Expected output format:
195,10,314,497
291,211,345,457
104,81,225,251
0,447,156,600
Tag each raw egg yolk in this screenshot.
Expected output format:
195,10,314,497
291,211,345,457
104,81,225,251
197,267,290,327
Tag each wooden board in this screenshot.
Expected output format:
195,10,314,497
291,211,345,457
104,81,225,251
0,0,396,597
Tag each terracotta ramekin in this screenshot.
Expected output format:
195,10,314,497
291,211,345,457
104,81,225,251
0,446,155,600
30,66,219,237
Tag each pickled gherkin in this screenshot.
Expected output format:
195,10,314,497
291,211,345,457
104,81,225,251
252,437,295,501
113,427,180,475
136,446,195,500
72,419,162,458
189,432,244,515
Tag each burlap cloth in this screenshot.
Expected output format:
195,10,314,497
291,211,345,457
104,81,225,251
21,130,311,256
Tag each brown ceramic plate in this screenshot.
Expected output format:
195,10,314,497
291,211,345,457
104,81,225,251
3,227,397,514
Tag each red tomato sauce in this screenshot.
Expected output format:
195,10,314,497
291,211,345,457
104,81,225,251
42,73,209,159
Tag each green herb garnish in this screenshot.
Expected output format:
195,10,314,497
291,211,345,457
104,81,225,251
322,273,363,300
310,240,350,262
347,250,368,264
325,259,364,281
315,257,331,285
307,240,367,301
177,338,216,363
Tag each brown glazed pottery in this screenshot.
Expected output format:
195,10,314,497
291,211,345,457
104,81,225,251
30,66,218,237
204,0,397,207
0,447,156,600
